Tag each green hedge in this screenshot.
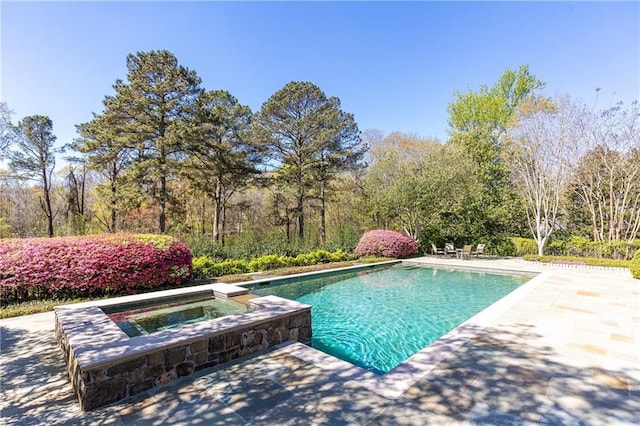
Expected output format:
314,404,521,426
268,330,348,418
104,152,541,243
630,249,640,279
503,236,639,259
523,255,630,268
192,249,356,279
510,238,538,256
546,237,639,260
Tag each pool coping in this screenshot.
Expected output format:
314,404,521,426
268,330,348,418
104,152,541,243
259,260,548,399
54,283,311,370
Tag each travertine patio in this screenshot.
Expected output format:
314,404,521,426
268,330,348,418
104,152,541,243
1,257,638,424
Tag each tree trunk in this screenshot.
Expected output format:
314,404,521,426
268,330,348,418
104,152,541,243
159,175,166,233
285,216,291,243
320,179,326,245
221,203,227,246
110,177,117,233
213,177,222,243
201,198,206,235
42,167,54,237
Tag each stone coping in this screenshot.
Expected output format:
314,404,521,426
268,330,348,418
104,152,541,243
240,260,401,288
402,259,540,276
275,262,549,399
57,282,249,310
55,288,311,371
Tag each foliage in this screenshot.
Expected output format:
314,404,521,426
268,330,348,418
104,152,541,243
253,81,365,241
191,257,251,279
182,90,260,243
546,237,640,260
7,115,63,237
191,249,356,279
364,133,482,240
448,65,545,238
564,101,640,243
0,102,14,156
248,255,290,271
181,231,357,261
510,237,539,256
0,297,105,319
354,230,418,258
74,112,135,233
93,50,202,233
523,255,630,269
503,95,575,255
0,233,192,304
630,250,640,279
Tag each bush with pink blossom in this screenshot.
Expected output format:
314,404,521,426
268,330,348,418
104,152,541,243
354,230,419,258
0,233,192,303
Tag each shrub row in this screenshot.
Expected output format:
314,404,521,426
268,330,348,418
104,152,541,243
499,236,640,259
192,249,356,279
546,237,640,260
630,250,640,279
181,227,362,260
0,234,192,304
522,255,630,269
354,230,418,258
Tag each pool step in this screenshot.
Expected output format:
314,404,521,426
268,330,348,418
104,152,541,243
231,293,260,306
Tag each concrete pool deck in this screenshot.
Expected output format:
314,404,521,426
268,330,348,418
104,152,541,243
1,257,639,424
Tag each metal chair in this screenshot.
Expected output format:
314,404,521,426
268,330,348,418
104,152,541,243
471,243,485,258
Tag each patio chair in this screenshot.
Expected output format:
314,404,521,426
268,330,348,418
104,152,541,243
431,243,445,256
461,244,472,260
444,242,456,257
471,243,486,258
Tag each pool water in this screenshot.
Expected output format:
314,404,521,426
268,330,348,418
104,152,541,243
103,295,247,337
248,265,529,374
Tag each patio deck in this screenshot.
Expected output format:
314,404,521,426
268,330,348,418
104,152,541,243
1,257,638,424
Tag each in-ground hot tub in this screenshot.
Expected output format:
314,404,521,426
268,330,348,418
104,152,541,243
55,283,311,411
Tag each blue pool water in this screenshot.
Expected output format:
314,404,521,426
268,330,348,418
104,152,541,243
248,265,529,374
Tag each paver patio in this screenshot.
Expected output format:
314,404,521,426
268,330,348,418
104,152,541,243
1,258,638,424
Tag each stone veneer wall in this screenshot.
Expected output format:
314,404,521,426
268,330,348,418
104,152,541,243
55,308,311,411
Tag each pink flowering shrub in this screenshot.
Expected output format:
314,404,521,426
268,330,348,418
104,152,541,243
354,230,419,258
0,233,192,303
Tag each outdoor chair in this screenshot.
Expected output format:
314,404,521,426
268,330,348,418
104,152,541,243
471,243,486,258
431,243,445,256
461,244,472,260
445,242,456,257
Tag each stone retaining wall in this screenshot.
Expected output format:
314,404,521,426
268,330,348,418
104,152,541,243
54,286,311,411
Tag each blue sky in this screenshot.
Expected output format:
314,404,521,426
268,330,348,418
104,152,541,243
1,1,639,152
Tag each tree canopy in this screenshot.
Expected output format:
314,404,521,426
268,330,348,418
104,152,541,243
253,81,364,241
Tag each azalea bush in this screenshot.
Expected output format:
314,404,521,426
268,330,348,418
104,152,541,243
0,234,192,304
354,230,418,258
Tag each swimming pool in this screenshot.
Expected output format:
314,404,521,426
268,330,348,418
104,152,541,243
247,264,529,374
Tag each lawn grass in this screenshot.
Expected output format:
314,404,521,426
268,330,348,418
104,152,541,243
0,257,392,319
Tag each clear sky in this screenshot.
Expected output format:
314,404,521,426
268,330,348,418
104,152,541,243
1,1,639,153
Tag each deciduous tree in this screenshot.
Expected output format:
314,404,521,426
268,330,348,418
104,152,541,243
0,102,15,157
364,133,482,241
448,65,544,236
567,101,640,243
503,95,575,255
